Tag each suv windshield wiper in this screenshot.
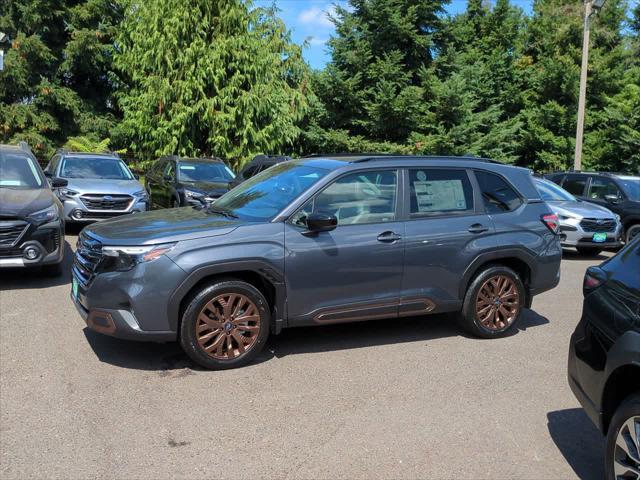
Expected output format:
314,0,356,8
206,206,238,219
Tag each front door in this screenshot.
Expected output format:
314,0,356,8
401,168,495,310
284,169,404,325
585,176,626,216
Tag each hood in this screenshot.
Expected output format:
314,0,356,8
63,178,144,195
0,188,55,218
548,200,616,219
85,207,243,245
179,180,231,196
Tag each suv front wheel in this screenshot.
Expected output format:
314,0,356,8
605,393,640,480
459,265,525,338
180,280,271,370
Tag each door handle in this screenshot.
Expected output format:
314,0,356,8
377,231,401,243
468,223,489,234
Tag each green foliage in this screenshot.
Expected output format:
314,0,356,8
0,0,122,160
63,135,111,153
114,0,311,169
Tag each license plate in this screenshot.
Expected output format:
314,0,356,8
592,232,607,243
72,277,79,299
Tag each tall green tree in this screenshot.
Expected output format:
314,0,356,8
0,0,122,160
114,0,310,168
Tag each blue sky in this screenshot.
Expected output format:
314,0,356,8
253,0,536,69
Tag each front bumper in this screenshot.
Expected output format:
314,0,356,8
0,220,64,268
559,220,623,248
62,196,148,222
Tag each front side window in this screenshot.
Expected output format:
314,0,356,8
562,175,587,196
534,178,576,202
409,169,473,216
588,177,623,200
214,162,329,222
475,170,523,213
0,153,44,188
177,162,235,182
164,161,175,181
292,170,397,227
618,177,640,201
59,156,134,180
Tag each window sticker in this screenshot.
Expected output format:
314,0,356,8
414,179,467,212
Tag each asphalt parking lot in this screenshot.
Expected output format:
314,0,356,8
1,233,609,479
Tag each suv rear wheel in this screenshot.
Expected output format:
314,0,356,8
626,224,640,244
459,265,525,338
180,280,270,370
605,393,640,480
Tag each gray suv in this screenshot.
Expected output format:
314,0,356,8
71,155,562,370
45,151,148,222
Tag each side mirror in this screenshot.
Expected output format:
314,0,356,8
44,171,52,178
50,177,68,189
604,194,620,204
305,213,337,233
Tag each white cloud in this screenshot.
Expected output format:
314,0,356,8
308,36,329,46
297,6,334,29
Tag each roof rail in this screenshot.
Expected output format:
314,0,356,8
18,141,31,152
351,155,502,164
303,152,395,159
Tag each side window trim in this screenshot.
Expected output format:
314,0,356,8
287,167,401,228
402,167,478,220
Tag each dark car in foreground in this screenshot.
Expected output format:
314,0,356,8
546,171,640,244
146,156,235,208
71,155,561,370
45,151,148,222
0,143,67,275
568,239,640,479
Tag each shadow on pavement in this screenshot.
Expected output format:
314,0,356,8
0,240,74,290
561,249,610,262
83,308,549,371
547,408,604,480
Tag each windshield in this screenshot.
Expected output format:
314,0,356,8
178,162,235,183
618,177,640,201
59,156,134,180
213,162,329,221
534,178,575,202
0,153,44,188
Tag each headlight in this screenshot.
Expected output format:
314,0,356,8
100,243,176,272
184,189,205,200
58,188,78,199
558,214,579,221
133,189,149,201
29,205,59,224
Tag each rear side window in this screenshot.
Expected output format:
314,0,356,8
408,169,474,216
562,175,587,196
475,170,523,214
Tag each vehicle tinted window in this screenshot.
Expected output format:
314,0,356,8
46,155,60,174
164,161,175,180
475,170,522,213
618,177,640,201
562,175,587,196
534,178,576,202
588,177,623,200
409,169,473,216
60,157,134,180
0,152,44,188
242,166,258,179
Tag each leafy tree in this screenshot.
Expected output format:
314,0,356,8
0,0,122,160
114,0,310,168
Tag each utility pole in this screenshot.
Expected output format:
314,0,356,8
574,0,606,171
0,32,9,72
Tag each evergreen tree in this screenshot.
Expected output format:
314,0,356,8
114,0,310,168
0,0,122,160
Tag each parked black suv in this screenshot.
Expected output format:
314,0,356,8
146,156,235,208
546,172,640,243
568,238,639,479
229,154,291,188
71,155,561,370
0,143,67,275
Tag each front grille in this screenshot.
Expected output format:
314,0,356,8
0,220,29,248
580,218,617,232
73,232,102,286
80,194,132,211
78,211,131,220
0,249,23,259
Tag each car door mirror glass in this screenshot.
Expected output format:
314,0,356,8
50,177,68,189
604,194,620,204
306,213,337,233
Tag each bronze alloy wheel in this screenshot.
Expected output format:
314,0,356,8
475,275,521,331
196,293,261,360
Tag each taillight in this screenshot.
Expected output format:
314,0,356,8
541,213,560,234
583,266,606,295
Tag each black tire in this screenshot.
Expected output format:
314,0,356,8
459,265,525,338
604,392,640,480
41,261,63,277
626,224,640,244
180,279,270,370
576,247,603,256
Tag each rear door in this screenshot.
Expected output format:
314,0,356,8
146,159,166,208
401,168,495,308
161,160,176,207
562,174,589,200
